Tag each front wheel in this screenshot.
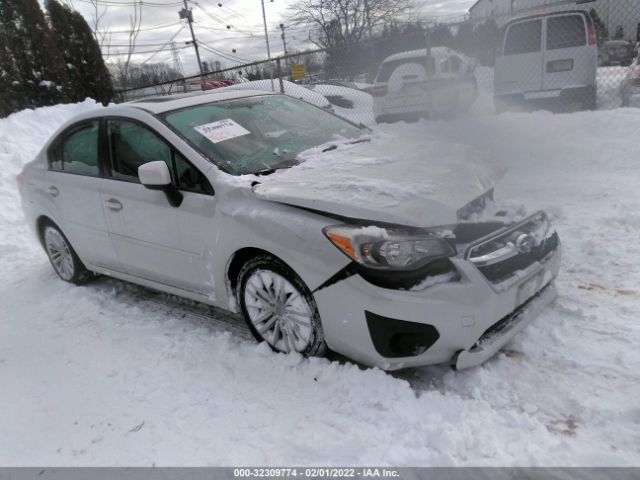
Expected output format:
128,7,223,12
237,255,327,357
42,223,92,285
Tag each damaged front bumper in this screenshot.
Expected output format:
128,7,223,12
313,213,561,371
453,282,556,370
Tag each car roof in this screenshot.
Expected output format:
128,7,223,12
504,9,588,27
123,88,275,114
382,47,457,63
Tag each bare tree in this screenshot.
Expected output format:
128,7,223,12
118,0,142,89
289,0,418,48
87,0,112,54
53,0,112,54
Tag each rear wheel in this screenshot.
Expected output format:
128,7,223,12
237,255,327,357
42,223,92,285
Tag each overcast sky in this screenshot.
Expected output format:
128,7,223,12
39,0,475,75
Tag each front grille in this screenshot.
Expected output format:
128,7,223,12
465,211,559,284
477,232,559,283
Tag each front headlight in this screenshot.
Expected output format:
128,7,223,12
323,224,456,270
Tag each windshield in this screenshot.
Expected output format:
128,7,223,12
162,95,364,175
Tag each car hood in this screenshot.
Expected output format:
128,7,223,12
252,137,500,227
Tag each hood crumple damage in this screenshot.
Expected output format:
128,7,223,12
252,135,501,227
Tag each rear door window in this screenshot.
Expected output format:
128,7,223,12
547,15,586,50
50,121,100,176
504,19,542,55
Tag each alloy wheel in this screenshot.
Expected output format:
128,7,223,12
243,269,313,353
44,227,75,281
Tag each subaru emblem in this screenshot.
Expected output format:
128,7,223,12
515,234,535,254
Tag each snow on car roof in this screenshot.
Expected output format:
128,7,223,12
125,89,275,114
215,80,331,109
382,47,455,63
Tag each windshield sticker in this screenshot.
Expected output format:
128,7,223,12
194,119,251,144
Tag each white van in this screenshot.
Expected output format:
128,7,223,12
495,10,598,112
372,47,477,123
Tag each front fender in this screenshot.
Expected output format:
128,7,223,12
211,187,352,309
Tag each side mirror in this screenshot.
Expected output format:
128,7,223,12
139,161,171,187
138,161,183,207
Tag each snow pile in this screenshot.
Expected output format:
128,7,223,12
0,102,639,466
0,99,102,268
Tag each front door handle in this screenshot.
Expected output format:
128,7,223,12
105,198,123,212
48,186,59,197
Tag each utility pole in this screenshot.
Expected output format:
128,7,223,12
179,0,205,83
260,0,274,90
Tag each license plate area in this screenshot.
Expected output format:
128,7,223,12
517,272,543,307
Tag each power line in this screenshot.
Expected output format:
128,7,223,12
193,1,227,24
197,39,251,63
139,25,185,65
198,43,245,64
108,40,187,47
103,46,188,56
204,0,243,19
74,0,183,6
105,21,182,34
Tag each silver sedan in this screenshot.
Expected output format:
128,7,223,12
18,90,561,370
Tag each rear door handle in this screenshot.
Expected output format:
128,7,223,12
105,198,123,212
48,186,59,197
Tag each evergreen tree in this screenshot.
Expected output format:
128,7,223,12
46,0,113,104
0,33,18,117
0,0,68,111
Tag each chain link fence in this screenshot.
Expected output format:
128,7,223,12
116,0,640,126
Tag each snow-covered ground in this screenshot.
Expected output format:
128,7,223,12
1,101,639,466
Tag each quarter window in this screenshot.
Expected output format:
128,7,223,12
504,20,542,55
50,121,100,176
173,151,214,195
547,15,586,50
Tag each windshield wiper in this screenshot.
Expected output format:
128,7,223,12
321,136,371,153
347,136,371,145
252,159,300,176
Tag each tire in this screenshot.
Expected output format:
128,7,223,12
237,254,327,357
41,222,93,285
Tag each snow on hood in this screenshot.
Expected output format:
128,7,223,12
252,134,501,227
